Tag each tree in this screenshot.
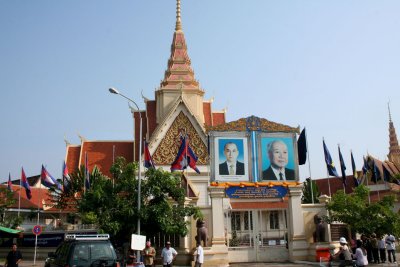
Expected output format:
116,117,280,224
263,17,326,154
302,178,320,204
0,186,22,228
325,184,400,237
50,157,202,241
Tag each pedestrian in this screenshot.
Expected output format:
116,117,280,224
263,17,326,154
370,233,379,263
142,241,156,267
126,248,136,267
378,234,386,263
331,237,353,267
161,241,178,267
386,233,397,263
353,239,368,267
4,244,22,267
194,242,204,267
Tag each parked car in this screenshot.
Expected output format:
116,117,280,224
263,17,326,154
44,234,120,267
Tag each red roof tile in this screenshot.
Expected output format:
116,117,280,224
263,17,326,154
66,145,81,174
146,100,158,137
212,112,225,126
78,141,133,178
203,102,212,127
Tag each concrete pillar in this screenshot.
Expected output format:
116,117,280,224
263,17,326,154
205,186,229,267
288,185,309,261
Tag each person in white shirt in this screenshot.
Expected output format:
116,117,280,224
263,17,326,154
353,239,368,267
161,241,177,267
386,234,396,263
378,235,386,263
195,243,204,267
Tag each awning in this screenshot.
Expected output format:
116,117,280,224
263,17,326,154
0,225,22,235
230,201,288,210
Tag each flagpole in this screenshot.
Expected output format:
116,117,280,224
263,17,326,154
34,168,42,266
185,130,189,197
327,170,332,197
304,128,314,203
18,170,21,217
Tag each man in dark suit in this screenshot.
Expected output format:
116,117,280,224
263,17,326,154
262,140,295,180
219,142,245,175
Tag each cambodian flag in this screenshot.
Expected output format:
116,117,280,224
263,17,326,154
144,142,155,169
171,135,200,174
41,165,62,190
63,161,71,193
21,167,32,199
7,173,13,192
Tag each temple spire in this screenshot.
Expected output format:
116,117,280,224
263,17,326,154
387,102,400,169
175,0,182,31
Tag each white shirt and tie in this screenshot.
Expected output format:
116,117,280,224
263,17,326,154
271,167,286,180
226,162,236,175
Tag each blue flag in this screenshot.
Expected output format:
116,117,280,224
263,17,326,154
362,156,369,174
371,160,381,184
323,140,338,177
382,164,392,182
351,152,359,187
338,146,346,185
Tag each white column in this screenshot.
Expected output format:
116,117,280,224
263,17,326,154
288,185,309,261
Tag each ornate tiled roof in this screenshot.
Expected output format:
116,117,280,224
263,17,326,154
206,115,299,133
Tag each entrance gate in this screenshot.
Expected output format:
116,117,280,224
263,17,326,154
227,209,289,262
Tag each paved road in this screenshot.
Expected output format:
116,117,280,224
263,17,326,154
14,259,400,267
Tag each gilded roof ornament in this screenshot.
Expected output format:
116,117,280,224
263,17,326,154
175,0,182,31
206,116,299,133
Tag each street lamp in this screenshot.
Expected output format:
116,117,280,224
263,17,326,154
108,87,142,237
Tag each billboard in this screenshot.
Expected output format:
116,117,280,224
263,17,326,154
258,133,298,182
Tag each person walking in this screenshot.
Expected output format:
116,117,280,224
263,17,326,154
378,235,386,263
142,241,156,267
386,233,397,263
161,241,177,267
4,244,22,267
370,233,379,263
194,243,204,267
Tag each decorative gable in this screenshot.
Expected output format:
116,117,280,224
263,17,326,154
152,111,208,165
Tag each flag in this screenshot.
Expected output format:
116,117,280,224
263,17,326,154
351,151,359,187
371,160,381,184
41,165,62,190
7,173,13,192
297,128,307,165
323,140,338,177
144,142,155,169
171,135,200,174
85,152,90,190
63,161,71,193
338,146,346,185
382,164,392,182
21,167,32,199
362,156,369,174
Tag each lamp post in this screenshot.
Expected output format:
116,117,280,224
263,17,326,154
108,87,142,237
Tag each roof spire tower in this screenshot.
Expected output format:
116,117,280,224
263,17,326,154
175,0,182,31
387,101,400,169
155,0,205,124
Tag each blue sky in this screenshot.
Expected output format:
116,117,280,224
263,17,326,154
1,1,400,183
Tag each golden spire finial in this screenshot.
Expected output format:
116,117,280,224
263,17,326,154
175,0,182,31
388,101,392,123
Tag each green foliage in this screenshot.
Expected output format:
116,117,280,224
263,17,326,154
50,157,202,241
325,184,400,237
302,178,320,203
0,186,20,228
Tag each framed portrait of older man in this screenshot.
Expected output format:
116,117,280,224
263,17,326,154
258,133,298,182
210,132,250,182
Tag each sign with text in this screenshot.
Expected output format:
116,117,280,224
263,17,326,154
131,234,146,250
225,186,288,199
